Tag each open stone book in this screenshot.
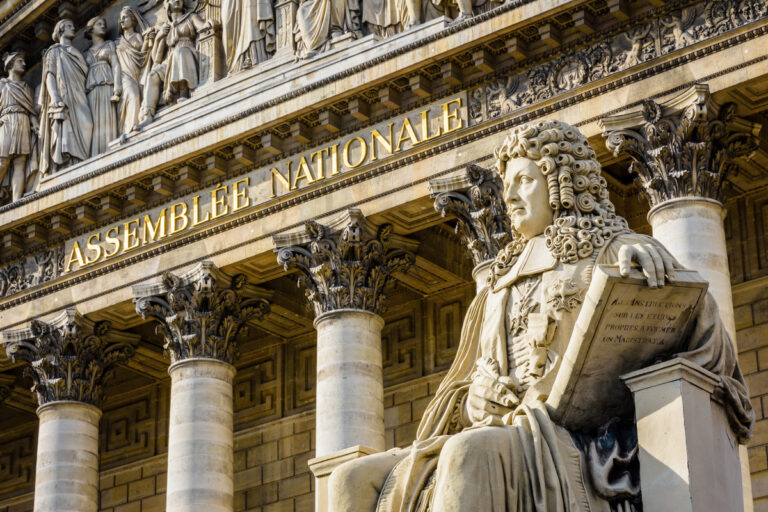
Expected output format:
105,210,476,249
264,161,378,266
546,265,709,432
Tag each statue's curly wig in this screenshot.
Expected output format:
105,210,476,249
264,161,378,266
490,120,629,281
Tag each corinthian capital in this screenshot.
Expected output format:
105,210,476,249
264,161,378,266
428,164,513,267
1,310,139,407
133,261,271,366
599,84,762,207
273,209,416,317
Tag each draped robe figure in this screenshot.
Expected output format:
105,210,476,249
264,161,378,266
222,0,275,72
39,20,93,175
85,34,120,156
294,0,360,58
0,52,38,201
329,120,754,512
116,7,152,134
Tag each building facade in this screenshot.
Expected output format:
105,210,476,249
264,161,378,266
0,0,767,510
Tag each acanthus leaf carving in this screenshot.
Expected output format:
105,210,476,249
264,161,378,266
1,309,139,407
274,209,416,317
429,164,513,267
133,261,271,366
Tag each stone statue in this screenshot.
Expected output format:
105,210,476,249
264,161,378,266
39,19,94,176
222,0,275,73
0,52,38,203
137,0,214,129
116,6,153,135
432,0,494,22
329,120,753,511
294,0,361,58
84,16,122,155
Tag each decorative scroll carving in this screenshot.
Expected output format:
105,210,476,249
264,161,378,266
468,0,768,125
0,246,65,298
133,261,271,365
428,164,513,267
599,84,762,206
274,209,416,316
1,309,139,407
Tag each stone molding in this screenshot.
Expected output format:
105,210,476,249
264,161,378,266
429,164,513,268
133,261,271,366
274,209,417,316
599,84,763,206
1,309,139,407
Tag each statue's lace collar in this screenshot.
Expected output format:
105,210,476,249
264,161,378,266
492,235,556,292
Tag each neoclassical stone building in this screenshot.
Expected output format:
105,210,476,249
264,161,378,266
0,0,767,510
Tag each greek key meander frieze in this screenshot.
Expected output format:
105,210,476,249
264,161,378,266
468,0,768,125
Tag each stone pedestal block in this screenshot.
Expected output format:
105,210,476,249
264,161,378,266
274,0,298,59
648,197,736,339
309,445,379,512
314,309,385,457
622,358,743,512
166,358,236,512
34,402,101,512
198,28,225,86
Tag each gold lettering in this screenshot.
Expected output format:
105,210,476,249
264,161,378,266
143,209,167,243
192,195,211,226
370,123,394,162
420,109,442,142
232,178,250,211
292,157,315,189
311,148,329,180
329,144,340,176
64,241,86,273
394,117,421,152
442,98,464,134
211,184,229,219
343,137,368,168
170,202,189,235
123,219,140,252
85,233,103,264
270,163,291,198
104,226,121,258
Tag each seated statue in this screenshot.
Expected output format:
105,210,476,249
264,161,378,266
329,120,753,512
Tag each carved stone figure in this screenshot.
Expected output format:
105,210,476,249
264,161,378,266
85,16,122,155
116,6,153,135
39,19,94,175
137,0,213,128
0,52,38,203
294,0,361,58
222,0,275,72
431,0,495,23
328,120,753,511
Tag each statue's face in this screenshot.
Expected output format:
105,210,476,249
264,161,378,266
169,0,183,11
91,18,107,37
120,11,134,31
503,157,554,240
10,56,26,73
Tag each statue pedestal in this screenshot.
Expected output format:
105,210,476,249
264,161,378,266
198,26,225,87
309,445,379,512
622,358,744,512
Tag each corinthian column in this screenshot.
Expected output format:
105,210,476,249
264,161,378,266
600,84,762,339
1,310,138,512
600,84,763,512
429,163,513,291
274,209,415,456
133,262,270,512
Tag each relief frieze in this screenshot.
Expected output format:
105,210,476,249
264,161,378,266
0,93,466,289
468,0,768,124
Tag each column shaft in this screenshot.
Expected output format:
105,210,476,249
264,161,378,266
166,358,236,512
648,198,736,339
314,309,385,456
34,402,101,512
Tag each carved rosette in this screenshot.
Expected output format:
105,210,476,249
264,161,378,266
428,164,513,267
133,261,271,366
274,209,416,317
1,310,139,408
600,84,762,207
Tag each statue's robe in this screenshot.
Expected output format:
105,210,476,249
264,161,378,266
364,232,753,512
0,77,39,191
222,0,275,72
39,44,93,175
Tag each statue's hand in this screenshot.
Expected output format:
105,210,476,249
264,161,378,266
617,243,677,288
466,358,520,424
